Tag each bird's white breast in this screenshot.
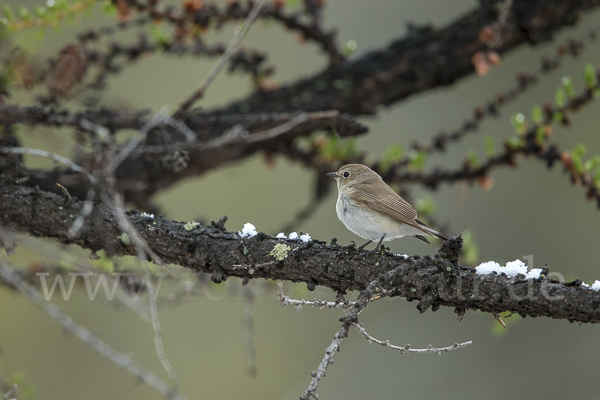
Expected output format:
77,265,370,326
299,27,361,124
335,189,423,241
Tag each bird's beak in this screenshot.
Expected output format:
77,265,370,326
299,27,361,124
326,172,338,179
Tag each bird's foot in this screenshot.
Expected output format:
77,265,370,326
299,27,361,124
367,243,387,255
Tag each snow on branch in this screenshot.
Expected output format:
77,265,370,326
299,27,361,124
1,184,599,325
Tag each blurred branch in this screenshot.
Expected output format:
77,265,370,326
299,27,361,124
1,184,599,324
204,0,600,116
0,107,366,208
389,75,600,206
1,0,597,210
0,262,189,400
390,24,600,168
174,0,267,116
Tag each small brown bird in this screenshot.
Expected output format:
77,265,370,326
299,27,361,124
327,164,448,251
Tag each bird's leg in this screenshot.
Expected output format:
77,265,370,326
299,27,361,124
369,235,386,254
358,240,373,250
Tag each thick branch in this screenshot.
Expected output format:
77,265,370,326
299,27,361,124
0,108,366,206
1,184,599,324
200,0,600,116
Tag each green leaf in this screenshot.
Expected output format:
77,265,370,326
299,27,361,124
3,5,15,21
461,230,479,265
35,6,47,17
101,0,117,15
380,144,403,171
561,76,574,98
408,149,427,170
467,149,479,168
555,87,566,107
506,136,524,150
485,136,494,157
531,105,542,124
415,197,436,216
11,370,26,384
22,386,36,400
553,111,563,123
510,112,525,135
572,143,587,158
149,24,169,45
593,170,600,188
535,126,545,144
571,144,587,173
584,155,600,172
584,63,597,89
343,40,358,56
55,0,69,11
317,133,359,162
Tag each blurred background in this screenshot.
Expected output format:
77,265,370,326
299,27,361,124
1,0,600,399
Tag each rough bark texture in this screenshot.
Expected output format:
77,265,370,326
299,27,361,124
2,184,599,324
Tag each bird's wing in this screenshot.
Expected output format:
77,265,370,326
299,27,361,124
346,180,419,226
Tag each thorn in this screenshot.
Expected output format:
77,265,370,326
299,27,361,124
493,312,506,328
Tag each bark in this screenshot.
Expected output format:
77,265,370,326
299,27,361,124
2,184,599,324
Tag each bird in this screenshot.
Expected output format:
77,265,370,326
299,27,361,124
327,164,448,251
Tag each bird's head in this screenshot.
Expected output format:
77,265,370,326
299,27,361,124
326,164,379,189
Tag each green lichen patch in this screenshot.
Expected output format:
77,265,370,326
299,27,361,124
184,221,200,231
270,243,291,261
117,233,130,245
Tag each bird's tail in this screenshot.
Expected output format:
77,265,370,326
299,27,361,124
415,219,449,241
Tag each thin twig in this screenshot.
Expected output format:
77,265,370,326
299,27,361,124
0,229,153,320
245,111,337,143
2,383,17,400
242,285,258,377
277,281,355,310
353,322,472,354
174,0,267,117
0,262,189,400
68,188,96,238
0,147,96,183
107,191,179,380
300,325,346,400
105,108,169,175
141,259,178,380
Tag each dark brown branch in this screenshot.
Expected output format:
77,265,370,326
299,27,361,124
200,0,600,116
1,184,599,324
0,107,367,207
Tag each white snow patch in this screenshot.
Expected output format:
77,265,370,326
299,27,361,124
592,280,600,291
525,268,542,280
395,254,409,259
140,212,154,219
238,223,257,238
581,281,590,288
476,259,541,279
288,232,299,240
299,233,311,243
276,232,286,239
475,261,502,275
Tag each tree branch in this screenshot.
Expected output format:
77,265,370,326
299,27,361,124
1,184,599,324
0,107,366,207
201,0,600,116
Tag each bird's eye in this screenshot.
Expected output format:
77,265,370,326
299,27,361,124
343,171,350,178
